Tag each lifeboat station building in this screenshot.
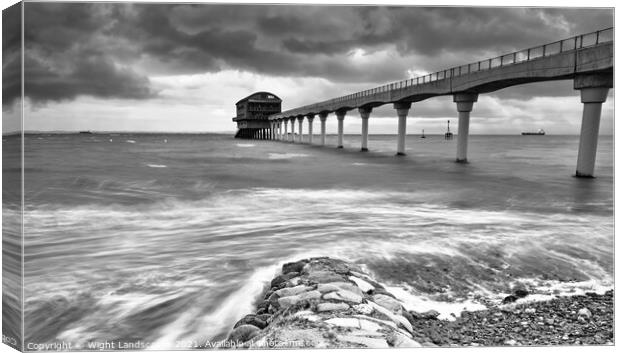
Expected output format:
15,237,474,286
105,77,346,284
233,92,282,139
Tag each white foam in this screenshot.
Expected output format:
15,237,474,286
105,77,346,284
236,143,255,147
126,140,136,143
386,285,487,321
268,153,309,160
147,164,167,168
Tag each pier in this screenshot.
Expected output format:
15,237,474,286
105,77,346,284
235,28,613,177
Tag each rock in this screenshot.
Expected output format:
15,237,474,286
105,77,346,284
227,324,260,343
234,314,268,329
323,290,363,304
325,317,361,328
372,294,403,313
502,295,518,304
386,333,422,348
317,282,363,296
545,318,555,325
578,308,592,319
368,301,413,333
524,308,536,314
270,272,299,288
504,339,518,346
277,290,321,308
348,276,375,293
353,303,374,315
293,310,321,322
282,260,307,274
336,335,389,348
420,309,440,320
306,270,346,284
317,302,350,312
514,289,529,298
274,284,312,298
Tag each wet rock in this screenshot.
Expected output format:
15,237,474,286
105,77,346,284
270,272,299,288
274,284,312,298
420,309,440,320
282,260,307,275
372,294,403,313
323,290,363,304
368,301,413,333
502,295,518,304
317,282,363,296
325,317,361,328
514,289,529,298
577,308,592,319
228,324,260,343
317,302,350,312
348,276,375,293
234,314,268,329
524,308,536,314
306,270,346,284
278,290,321,308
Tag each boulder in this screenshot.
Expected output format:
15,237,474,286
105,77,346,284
270,272,299,288
336,335,389,348
386,332,422,347
372,294,403,313
233,314,268,329
277,290,321,309
274,284,312,298
502,295,518,304
306,270,346,284
317,302,350,312
578,308,592,319
227,324,260,343
514,289,529,298
317,282,363,296
348,276,375,293
282,261,307,275
323,290,363,304
420,309,440,320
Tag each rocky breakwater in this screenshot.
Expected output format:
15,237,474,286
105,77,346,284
226,257,429,349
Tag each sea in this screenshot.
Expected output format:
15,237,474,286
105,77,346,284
1,132,614,350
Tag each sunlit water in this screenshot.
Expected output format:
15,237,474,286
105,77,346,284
2,133,613,349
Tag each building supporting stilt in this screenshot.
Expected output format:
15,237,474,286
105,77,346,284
358,107,372,152
290,117,296,142
284,119,289,142
307,114,315,144
297,116,304,143
453,93,478,163
394,102,411,156
319,112,328,146
336,110,346,148
574,74,612,177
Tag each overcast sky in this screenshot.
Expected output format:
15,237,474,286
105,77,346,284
1,1,614,134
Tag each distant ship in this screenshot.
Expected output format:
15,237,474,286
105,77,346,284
521,129,546,135
421,129,426,138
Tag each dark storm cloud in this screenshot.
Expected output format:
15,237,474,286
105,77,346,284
2,2,21,109
11,3,612,106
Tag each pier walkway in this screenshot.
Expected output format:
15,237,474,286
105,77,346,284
263,28,613,177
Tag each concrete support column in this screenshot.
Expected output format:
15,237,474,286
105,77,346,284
297,117,304,143
573,74,612,177
319,112,328,146
336,111,346,148
358,107,372,152
394,102,411,156
453,93,478,163
283,119,289,141
278,121,282,140
290,118,296,142
307,114,315,144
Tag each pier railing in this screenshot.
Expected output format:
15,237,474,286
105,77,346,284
286,27,613,115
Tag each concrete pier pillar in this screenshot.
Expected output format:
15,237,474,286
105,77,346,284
283,119,289,141
307,114,315,144
290,118,296,142
297,116,304,143
358,107,372,152
319,112,328,146
574,74,612,177
394,102,411,156
336,111,346,148
453,93,478,163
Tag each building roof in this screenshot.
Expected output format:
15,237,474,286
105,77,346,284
236,91,282,105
